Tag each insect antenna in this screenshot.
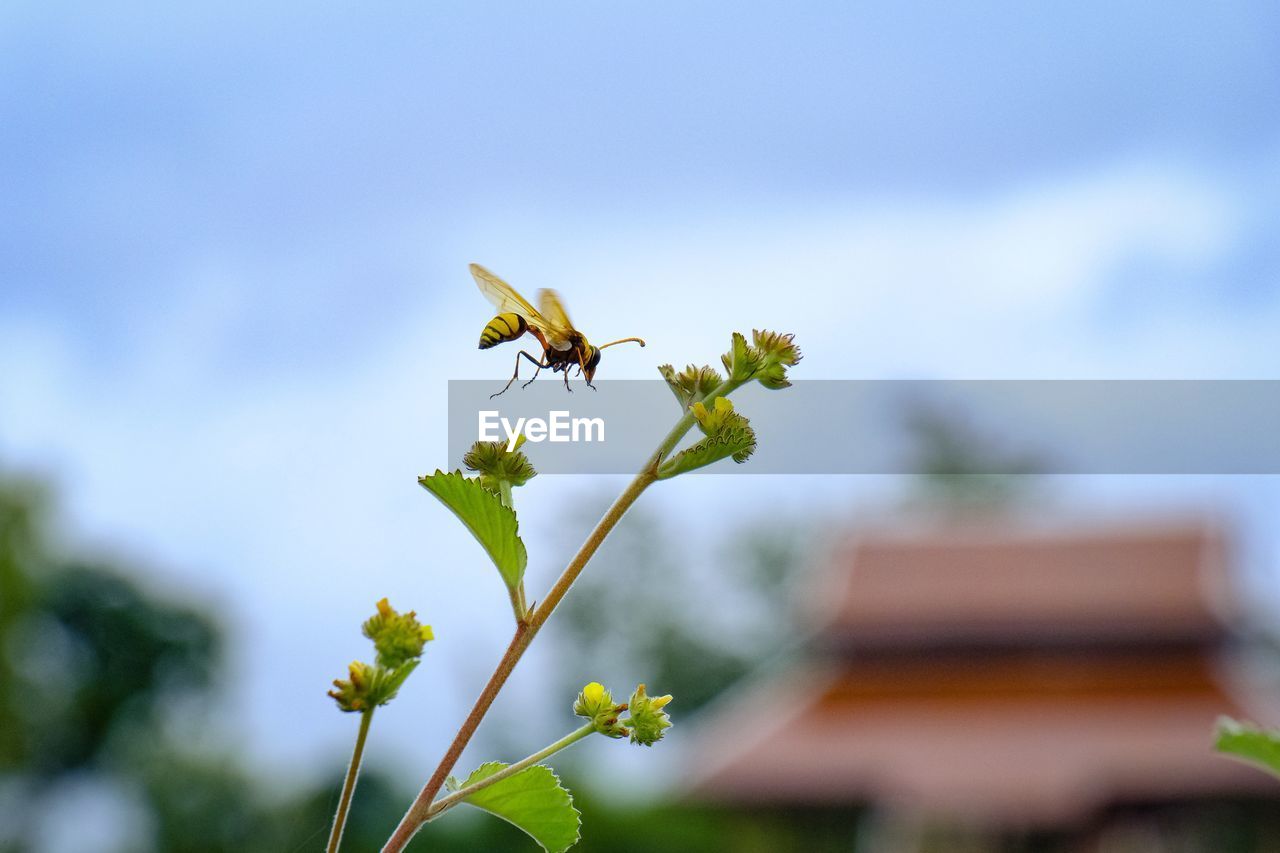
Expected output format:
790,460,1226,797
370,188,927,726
597,337,646,350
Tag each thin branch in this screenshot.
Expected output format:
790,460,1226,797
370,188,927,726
426,722,596,821
382,380,741,851
382,472,652,851
328,708,374,853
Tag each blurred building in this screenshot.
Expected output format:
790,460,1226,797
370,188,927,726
687,520,1280,843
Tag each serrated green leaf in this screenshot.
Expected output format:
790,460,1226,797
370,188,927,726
419,470,527,590
445,762,581,853
1215,716,1280,780
656,426,757,479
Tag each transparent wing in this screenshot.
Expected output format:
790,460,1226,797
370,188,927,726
470,263,548,328
536,289,576,348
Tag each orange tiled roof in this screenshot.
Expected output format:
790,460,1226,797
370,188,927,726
814,522,1234,648
687,521,1275,824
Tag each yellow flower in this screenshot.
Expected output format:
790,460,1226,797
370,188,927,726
574,681,629,738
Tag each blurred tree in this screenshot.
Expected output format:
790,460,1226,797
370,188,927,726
16,564,219,776
0,474,232,849
0,476,44,771
547,495,816,718
0,468,873,852
902,403,1045,511
0,472,420,852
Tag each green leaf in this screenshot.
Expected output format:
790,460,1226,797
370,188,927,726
419,470,527,590
1215,716,1280,779
445,762,581,853
656,426,757,479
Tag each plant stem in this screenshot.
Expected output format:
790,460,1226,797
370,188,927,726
426,722,596,820
382,472,652,851
496,481,529,623
328,708,374,853
383,382,741,852
505,583,526,623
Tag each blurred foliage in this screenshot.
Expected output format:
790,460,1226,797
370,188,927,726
0,467,833,853
0,472,414,852
548,497,814,718
903,403,1045,511
5,458,1280,852
1215,717,1280,780
0,477,211,782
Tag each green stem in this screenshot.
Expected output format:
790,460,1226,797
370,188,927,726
426,723,596,821
497,480,528,623
328,708,374,853
382,379,746,852
382,473,652,851
505,582,526,624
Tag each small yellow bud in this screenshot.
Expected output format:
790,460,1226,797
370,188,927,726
574,681,629,738
329,660,376,712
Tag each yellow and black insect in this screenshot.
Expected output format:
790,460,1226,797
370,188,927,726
472,263,645,397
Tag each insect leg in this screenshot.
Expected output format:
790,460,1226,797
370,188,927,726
491,350,551,399
520,353,547,390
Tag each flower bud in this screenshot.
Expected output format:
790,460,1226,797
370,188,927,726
463,439,537,494
751,329,802,389
574,681,630,738
626,683,673,747
658,363,724,409
721,331,765,383
328,661,375,713
363,598,434,669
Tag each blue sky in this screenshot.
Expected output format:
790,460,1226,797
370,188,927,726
3,1,1280,835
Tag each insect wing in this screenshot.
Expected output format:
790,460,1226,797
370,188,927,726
536,288,577,349
470,264,547,327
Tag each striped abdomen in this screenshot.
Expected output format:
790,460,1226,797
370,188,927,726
478,312,529,349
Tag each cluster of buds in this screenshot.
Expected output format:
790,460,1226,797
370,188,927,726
744,329,803,389
658,363,724,410
656,330,799,479
625,684,673,747
658,394,758,478
690,397,756,465
721,329,802,389
574,681,674,747
659,328,800,412
463,436,537,497
329,598,433,713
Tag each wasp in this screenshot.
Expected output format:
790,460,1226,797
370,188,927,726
472,263,645,398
